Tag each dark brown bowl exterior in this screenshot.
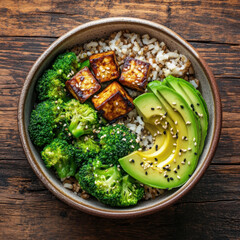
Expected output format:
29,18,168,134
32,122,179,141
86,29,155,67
18,17,222,218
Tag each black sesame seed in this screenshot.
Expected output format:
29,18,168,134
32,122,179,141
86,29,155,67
164,175,168,178
163,130,166,135
154,158,158,161
170,177,173,180
149,147,152,149
131,159,135,163
177,165,180,169
184,158,186,162
194,152,197,155
189,174,192,178
151,108,154,110
166,168,171,172
191,104,194,109
167,178,170,182
145,171,148,175
195,111,198,115
163,167,166,170
155,145,158,151
174,170,178,173
179,149,182,152
164,112,168,116
140,162,143,165
184,136,187,140
180,105,184,109
150,162,153,166
197,103,200,106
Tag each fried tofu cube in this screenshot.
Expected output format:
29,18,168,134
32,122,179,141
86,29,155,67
66,67,101,103
119,57,151,92
89,51,120,83
92,81,134,122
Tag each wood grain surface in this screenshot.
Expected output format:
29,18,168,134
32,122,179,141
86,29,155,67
0,0,239,239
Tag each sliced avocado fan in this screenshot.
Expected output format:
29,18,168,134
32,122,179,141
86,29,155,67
119,83,202,189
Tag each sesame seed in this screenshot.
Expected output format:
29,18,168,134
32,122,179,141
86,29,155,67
173,143,177,146
157,106,162,110
122,138,126,141
145,171,148,175
194,152,197,155
151,107,155,110
173,159,176,163
193,138,196,142
155,158,158,161
131,145,135,148
172,102,176,105
181,161,185,165
180,105,184,109
188,148,192,151
186,121,191,125
155,145,159,151
172,150,175,153
188,161,191,165
177,176,181,179
194,142,197,146
197,103,200,106
179,152,182,156
163,130,166,135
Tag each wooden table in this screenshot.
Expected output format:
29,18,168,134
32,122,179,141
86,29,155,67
0,1,239,239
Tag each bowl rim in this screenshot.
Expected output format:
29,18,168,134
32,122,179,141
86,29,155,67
18,17,222,218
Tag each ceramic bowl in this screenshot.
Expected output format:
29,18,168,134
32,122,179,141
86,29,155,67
18,17,222,218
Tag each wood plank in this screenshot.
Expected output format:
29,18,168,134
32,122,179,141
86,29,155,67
0,0,239,44
0,163,239,239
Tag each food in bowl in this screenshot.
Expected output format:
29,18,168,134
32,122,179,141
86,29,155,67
28,31,208,207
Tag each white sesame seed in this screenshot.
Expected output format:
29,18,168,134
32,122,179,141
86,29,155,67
122,138,126,141
181,161,185,165
157,106,162,110
186,121,191,125
188,161,191,165
173,159,176,163
172,150,175,153
188,148,192,151
194,142,197,146
173,143,177,146
193,138,196,142
177,175,181,179
179,152,182,156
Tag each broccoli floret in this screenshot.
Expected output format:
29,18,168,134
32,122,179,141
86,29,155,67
74,137,100,166
41,138,76,179
77,158,144,207
118,175,144,207
28,100,63,147
53,52,80,80
36,69,67,101
78,159,122,206
59,99,98,138
98,124,139,165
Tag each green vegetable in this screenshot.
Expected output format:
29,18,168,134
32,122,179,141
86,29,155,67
80,60,90,70
97,124,140,165
74,137,100,166
41,138,76,179
36,69,67,101
58,99,98,138
28,100,63,147
119,175,144,207
77,158,144,207
53,52,80,80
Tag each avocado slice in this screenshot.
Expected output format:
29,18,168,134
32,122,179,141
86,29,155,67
119,85,201,189
162,76,208,153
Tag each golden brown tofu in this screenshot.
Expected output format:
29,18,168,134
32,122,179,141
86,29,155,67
89,51,120,83
92,81,134,122
119,57,151,92
66,67,101,103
